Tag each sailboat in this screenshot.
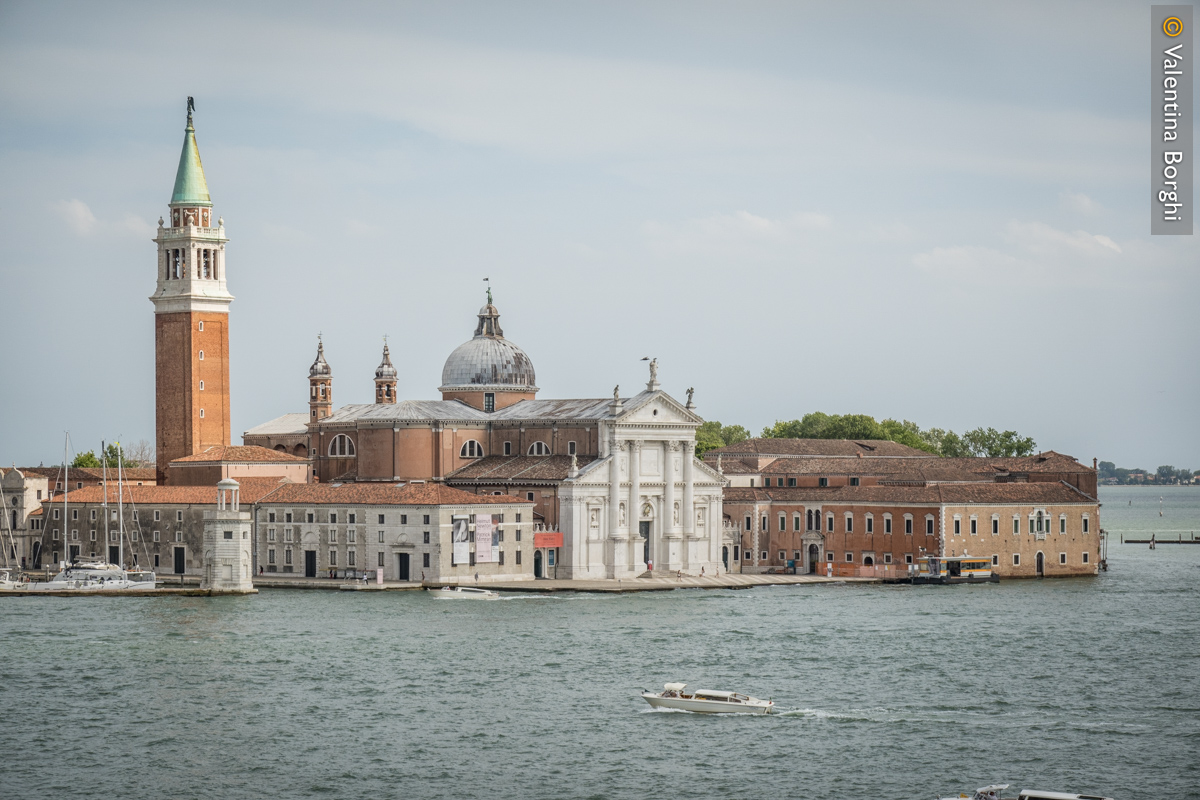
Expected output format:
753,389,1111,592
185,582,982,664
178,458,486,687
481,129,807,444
22,442,157,593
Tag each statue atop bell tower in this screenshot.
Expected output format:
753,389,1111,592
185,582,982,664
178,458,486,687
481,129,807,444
150,100,233,482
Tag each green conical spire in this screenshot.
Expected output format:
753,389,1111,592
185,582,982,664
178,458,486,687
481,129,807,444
171,104,212,207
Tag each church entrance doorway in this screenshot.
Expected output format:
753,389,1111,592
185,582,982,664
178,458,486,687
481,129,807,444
396,553,410,582
304,550,317,578
639,521,651,566
808,544,819,574
534,550,543,578
109,545,120,566
173,547,185,574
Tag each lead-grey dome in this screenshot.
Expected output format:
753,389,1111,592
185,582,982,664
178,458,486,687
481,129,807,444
439,300,537,392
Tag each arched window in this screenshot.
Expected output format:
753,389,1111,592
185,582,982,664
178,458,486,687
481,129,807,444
528,441,550,456
329,434,356,457
460,440,484,458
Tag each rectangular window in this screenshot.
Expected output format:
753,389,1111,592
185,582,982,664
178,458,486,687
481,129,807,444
223,531,233,540
177,510,183,522
884,553,892,564
269,512,276,523
905,518,913,535
1083,517,1090,534
866,517,873,534
516,513,522,523
850,477,860,486
954,519,961,535
504,442,512,456
1083,551,1090,564
329,531,337,544
307,513,314,523
992,518,999,535
423,552,431,568
515,550,521,565
992,554,999,566
499,551,505,566
905,554,913,564
568,441,576,456
153,531,160,542
348,550,356,566
1013,553,1021,566
378,531,384,543
744,550,751,560
1059,552,1066,565
761,516,767,532
885,517,892,534
826,515,833,532
760,550,768,561
1013,516,1019,534
286,512,293,523
378,514,385,524
845,515,853,533
970,518,977,535
845,552,853,562
154,510,161,521
268,548,276,564
778,550,785,561
90,509,96,520
826,552,834,562
469,552,476,567
779,514,786,532
349,513,356,524
1060,517,1066,534
818,477,828,487
400,514,407,524
926,518,934,535
348,530,356,544
515,529,521,541
154,554,160,568
329,550,337,566
423,514,430,525
527,492,535,501
484,392,495,412
175,531,182,542
330,513,338,524
787,477,796,487
1029,517,1035,534
423,531,430,544
285,548,293,565
744,516,751,531
793,515,801,531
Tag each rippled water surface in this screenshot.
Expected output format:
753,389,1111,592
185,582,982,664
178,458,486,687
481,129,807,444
2,487,1198,800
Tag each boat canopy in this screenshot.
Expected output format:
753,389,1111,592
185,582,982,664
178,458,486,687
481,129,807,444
663,682,687,692
693,691,736,699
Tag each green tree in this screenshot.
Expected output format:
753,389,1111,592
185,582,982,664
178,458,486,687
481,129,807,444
880,419,938,454
695,421,751,455
1156,465,1178,483
71,451,102,468
961,427,1037,458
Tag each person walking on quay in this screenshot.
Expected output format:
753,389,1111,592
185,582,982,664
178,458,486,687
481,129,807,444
475,571,479,584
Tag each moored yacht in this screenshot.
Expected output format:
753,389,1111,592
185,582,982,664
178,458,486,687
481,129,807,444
21,559,157,592
640,683,773,714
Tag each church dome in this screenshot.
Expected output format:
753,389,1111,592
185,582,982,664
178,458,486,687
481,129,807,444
309,339,332,378
439,299,537,392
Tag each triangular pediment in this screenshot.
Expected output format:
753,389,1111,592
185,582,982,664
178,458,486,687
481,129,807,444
615,391,701,426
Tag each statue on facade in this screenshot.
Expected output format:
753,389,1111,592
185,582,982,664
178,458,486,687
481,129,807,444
686,387,694,405
649,358,658,382
613,385,620,402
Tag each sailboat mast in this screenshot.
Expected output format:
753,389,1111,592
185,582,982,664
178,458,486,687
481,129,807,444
116,443,124,571
101,440,109,564
62,433,69,569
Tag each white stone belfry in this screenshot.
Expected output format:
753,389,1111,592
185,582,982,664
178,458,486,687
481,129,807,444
202,478,256,594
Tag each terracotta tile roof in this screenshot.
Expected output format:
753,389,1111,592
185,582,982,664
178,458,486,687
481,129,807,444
722,481,1092,506
18,466,157,483
727,453,1092,482
445,455,597,484
260,482,528,506
51,477,291,506
706,438,932,458
170,445,307,464
710,458,760,474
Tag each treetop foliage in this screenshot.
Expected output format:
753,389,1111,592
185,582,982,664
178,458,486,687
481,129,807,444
753,412,1037,458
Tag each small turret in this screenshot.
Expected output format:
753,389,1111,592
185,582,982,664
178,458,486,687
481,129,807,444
375,340,397,404
309,336,333,421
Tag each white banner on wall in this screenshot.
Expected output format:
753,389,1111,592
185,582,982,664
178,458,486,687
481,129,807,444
474,514,492,563
452,517,470,565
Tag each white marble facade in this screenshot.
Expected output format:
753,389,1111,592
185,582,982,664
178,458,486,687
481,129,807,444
558,385,729,579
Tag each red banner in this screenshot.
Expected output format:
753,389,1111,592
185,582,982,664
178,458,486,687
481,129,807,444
533,531,563,548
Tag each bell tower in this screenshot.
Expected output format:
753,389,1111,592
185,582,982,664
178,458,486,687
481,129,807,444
309,336,333,421
374,340,397,404
150,99,233,483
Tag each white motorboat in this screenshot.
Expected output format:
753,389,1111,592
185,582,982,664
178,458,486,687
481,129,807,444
640,682,773,714
938,786,1112,800
21,560,157,592
427,585,500,600
0,570,19,591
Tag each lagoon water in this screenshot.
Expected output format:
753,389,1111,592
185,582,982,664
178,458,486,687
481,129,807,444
2,486,1198,800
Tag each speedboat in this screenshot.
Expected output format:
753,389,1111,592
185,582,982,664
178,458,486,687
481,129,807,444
427,585,500,600
938,787,1112,800
0,569,19,591
640,682,773,714
21,560,157,592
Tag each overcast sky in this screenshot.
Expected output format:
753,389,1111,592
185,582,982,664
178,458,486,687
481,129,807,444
1,0,1196,469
